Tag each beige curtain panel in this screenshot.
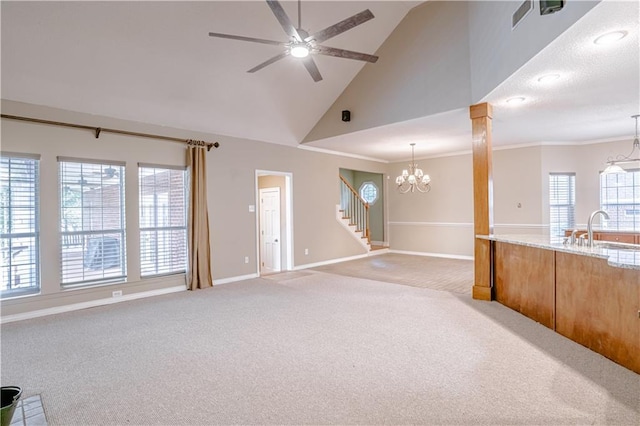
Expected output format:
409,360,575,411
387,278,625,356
186,142,213,290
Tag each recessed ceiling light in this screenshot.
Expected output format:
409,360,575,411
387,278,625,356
593,30,628,45
537,73,561,84
506,96,526,104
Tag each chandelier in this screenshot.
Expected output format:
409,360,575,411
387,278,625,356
395,143,431,193
602,114,640,174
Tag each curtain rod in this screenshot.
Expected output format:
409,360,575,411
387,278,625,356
0,114,221,151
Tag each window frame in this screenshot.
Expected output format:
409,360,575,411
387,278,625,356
1,152,41,298
549,172,576,239
599,168,640,231
58,157,127,288
358,181,379,205
138,163,188,278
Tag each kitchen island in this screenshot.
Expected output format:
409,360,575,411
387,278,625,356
477,234,639,374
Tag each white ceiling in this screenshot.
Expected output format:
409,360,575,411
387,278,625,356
2,1,639,163
1,1,417,146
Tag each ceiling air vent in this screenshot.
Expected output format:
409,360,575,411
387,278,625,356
512,0,533,29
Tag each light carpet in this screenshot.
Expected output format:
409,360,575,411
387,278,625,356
1,271,638,425
312,253,473,294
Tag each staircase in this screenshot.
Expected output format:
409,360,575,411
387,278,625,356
338,175,371,251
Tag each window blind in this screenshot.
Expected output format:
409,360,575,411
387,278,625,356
139,166,187,277
59,160,126,287
600,169,640,231
549,173,576,238
1,154,40,297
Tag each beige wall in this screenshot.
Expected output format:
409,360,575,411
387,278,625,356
493,145,545,234
387,139,634,257
541,140,633,227
1,100,387,317
387,153,474,256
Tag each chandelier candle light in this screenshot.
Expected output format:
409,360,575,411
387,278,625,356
602,114,640,174
396,143,431,193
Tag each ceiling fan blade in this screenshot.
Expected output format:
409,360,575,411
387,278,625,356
247,51,289,73
208,32,285,46
301,57,323,82
316,46,378,63
307,9,375,44
266,0,302,41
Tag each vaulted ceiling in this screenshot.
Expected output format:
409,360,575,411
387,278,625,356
2,1,638,163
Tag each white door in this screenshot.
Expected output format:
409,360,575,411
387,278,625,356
259,188,281,274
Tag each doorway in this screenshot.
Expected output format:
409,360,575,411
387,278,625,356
256,171,293,275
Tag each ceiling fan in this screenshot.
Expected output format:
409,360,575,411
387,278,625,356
208,0,379,82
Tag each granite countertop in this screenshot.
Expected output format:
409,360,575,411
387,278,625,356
477,234,640,271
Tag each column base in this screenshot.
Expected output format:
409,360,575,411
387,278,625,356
472,285,492,301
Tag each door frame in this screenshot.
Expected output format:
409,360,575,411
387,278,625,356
255,170,293,275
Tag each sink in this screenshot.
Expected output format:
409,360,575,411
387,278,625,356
594,241,640,251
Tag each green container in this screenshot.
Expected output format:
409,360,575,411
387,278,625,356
1,386,22,426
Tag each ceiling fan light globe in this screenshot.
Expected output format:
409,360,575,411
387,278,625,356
290,45,309,58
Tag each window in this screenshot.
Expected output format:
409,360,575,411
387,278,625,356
59,158,126,287
1,153,40,298
549,173,575,239
359,181,379,205
139,164,187,277
600,169,640,231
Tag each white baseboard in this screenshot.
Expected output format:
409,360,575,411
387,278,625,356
214,273,259,285
294,253,372,270
1,285,186,324
389,249,474,261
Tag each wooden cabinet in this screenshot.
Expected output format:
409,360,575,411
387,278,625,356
494,242,555,329
555,252,640,374
492,241,640,374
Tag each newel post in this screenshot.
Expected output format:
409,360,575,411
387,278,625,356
470,102,494,300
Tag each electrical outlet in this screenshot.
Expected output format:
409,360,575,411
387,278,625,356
304,248,309,255
112,290,123,297
244,256,249,264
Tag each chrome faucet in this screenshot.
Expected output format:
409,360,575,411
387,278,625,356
570,229,578,245
587,210,609,247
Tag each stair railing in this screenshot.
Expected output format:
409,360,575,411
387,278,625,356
339,175,370,244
